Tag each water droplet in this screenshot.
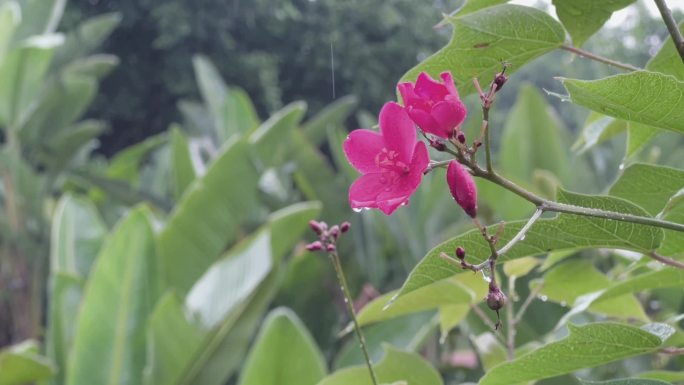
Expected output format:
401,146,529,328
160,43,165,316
343,297,349,303
352,207,363,213
538,295,548,302
520,235,526,241
618,163,625,170
481,270,492,283
439,333,447,345
560,301,567,307
383,293,399,311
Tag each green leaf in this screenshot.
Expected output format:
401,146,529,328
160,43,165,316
66,207,157,385
394,189,663,299
401,5,564,96
11,0,65,40
561,71,684,134
572,113,626,154
638,370,684,383
39,120,106,170
578,378,670,385
63,54,119,80
503,256,540,278
456,0,509,16
646,21,684,82
0,341,55,385
655,193,684,257
238,308,327,385
107,133,167,184
317,345,442,385
551,0,635,47
354,276,475,328
45,273,83,385
500,84,570,184
535,260,646,320
158,137,258,294
471,333,507,371
609,163,684,216
51,12,121,70
302,95,357,146
0,34,63,128
0,2,20,63
169,124,196,199
478,323,673,385
439,304,470,338
49,194,107,276
626,122,661,159
145,203,317,385
249,102,307,168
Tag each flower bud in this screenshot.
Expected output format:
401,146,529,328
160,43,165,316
306,241,323,251
429,138,447,151
455,246,466,260
494,73,508,91
486,284,506,311
326,244,336,252
340,222,351,233
309,220,324,235
456,132,466,144
446,160,478,218
329,225,340,239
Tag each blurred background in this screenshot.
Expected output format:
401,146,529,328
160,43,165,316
0,0,683,384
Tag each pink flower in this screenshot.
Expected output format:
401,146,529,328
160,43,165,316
446,160,478,218
398,71,467,139
343,102,430,215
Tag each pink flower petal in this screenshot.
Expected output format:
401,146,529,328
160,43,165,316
397,82,419,106
348,173,384,212
414,72,448,100
407,107,445,138
440,72,460,98
431,98,468,137
410,141,430,174
343,129,385,174
447,160,478,218
379,102,416,162
375,142,429,214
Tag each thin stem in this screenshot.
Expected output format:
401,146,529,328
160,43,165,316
647,251,684,269
514,283,544,324
329,251,378,385
505,278,515,360
470,303,505,342
497,208,544,256
483,108,493,172
559,44,641,71
425,159,452,173
660,347,684,355
654,0,684,64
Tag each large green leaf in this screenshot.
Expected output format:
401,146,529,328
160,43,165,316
51,13,121,70
238,308,327,385
647,21,684,82
456,0,509,16
158,137,258,294
0,341,55,385
66,207,157,385
401,5,564,95
145,202,320,385
169,124,196,199
106,133,166,184
535,260,646,320
500,84,570,184
578,378,670,385
249,102,306,168
478,323,674,385
45,273,83,385
561,72,684,134
0,34,63,128
11,0,65,41
395,189,663,298
317,345,442,385
572,113,626,154
609,163,684,216
552,0,635,47
0,2,20,63
39,120,107,171
301,95,357,146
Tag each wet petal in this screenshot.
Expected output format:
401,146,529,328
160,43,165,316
414,72,448,100
431,98,467,137
407,107,444,138
348,173,385,211
440,72,460,98
379,102,416,162
343,129,385,174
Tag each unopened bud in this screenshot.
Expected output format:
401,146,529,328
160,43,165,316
306,241,323,251
446,160,478,218
340,222,351,233
326,244,336,252
494,73,508,91
309,220,323,235
455,246,466,260
457,132,466,144
330,225,340,239
486,284,506,311
429,138,446,151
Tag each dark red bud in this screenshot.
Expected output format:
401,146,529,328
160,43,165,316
429,138,447,151
455,246,466,260
306,241,323,251
340,222,351,233
326,244,336,252
494,73,508,91
486,285,506,311
457,132,466,144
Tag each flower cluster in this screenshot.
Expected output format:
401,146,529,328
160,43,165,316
343,71,476,217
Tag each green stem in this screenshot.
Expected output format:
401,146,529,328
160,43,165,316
329,251,378,385
483,107,493,172
505,278,515,360
559,44,641,71
654,0,684,64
